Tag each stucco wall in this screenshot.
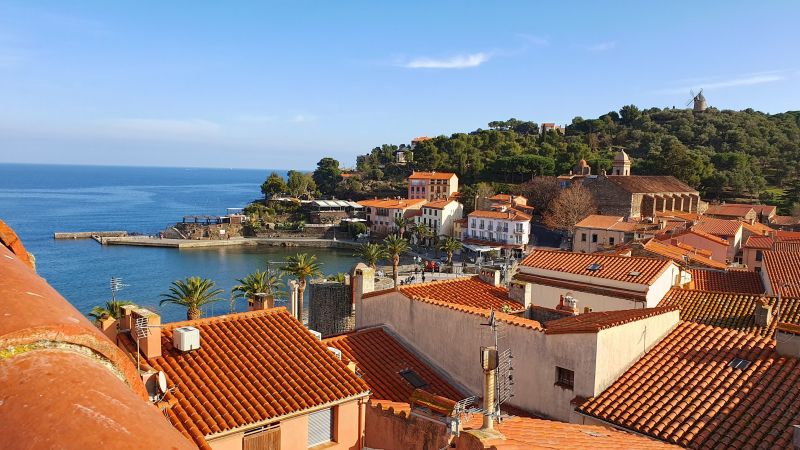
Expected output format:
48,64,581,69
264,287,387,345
209,431,244,450
529,282,644,312
364,404,452,450
645,266,685,307
573,228,626,253
671,234,728,262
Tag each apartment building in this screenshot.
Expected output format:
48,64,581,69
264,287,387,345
359,198,426,237
407,171,459,201
464,209,531,256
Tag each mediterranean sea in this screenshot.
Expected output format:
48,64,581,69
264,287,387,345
0,163,360,323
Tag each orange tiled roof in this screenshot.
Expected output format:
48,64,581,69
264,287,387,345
658,227,729,246
399,276,524,311
323,327,463,404
763,250,800,297
423,199,457,209
359,198,426,209
659,288,799,337
689,269,764,294
468,209,531,221
705,204,755,217
642,239,727,270
777,230,800,241
124,308,370,449
465,415,678,449
740,220,773,235
543,307,677,335
770,215,800,226
726,203,777,217
520,250,674,285
574,214,635,231
576,321,800,449
744,234,774,249
408,171,457,180
692,218,741,238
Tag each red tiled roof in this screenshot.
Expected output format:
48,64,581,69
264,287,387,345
744,234,774,249
576,321,800,449
543,307,677,335
574,214,636,231
659,288,799,337
468,209,531,221
463,416,678,449
763,251,800,297
520,250,674,285
776,230,800,241
770,215,800,226
740,220,773,235
408,171,457,180
774,241,800,252
124,308,370,449
0,219,34,270
399,276,524,311
359,198,426,209
689,269,764,294
643,239,727,270
692,218,741,238
704,204,755,217
323,327,463,404
606,176,697,194
726,203,776,217
424,199,457,209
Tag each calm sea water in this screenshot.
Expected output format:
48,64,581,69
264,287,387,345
0,164,359,323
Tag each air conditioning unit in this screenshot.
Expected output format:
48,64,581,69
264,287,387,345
173,326,201,352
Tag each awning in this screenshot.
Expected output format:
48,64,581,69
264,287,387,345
462,243,502,252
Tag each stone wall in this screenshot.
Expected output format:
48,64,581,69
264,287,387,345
254,224,339,239
583,178,634,217
171,222,243,240
308,280,354,337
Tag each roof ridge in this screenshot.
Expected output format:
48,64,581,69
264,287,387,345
397,275,477,292
161,307,289,330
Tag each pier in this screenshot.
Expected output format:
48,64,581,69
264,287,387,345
93,235,362,250
54,231,128,240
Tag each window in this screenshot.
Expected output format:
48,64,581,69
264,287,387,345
243,425,280,450
730,358,752,370
555,367,574,389
399,369,429,389
591,234,598,243
581,233,587,242
609,237,615,246
756,250,763,262
307,408,334,447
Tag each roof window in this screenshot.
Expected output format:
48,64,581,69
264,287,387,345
399,369,429,389
730,358,752,370
587,263,602,271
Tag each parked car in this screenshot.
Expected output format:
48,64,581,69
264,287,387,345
424,260,440,272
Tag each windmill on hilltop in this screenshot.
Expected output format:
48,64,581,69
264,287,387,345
687,89,708,113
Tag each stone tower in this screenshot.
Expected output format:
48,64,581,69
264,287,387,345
612,150,631,176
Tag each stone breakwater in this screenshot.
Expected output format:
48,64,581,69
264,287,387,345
96,236,362,250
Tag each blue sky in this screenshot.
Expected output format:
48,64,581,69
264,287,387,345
0,1,798,170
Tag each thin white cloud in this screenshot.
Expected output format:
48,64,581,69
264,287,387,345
586,41,616,52
655,73,788,95
516,33,549,47
404,52,490,69
102,118,221,140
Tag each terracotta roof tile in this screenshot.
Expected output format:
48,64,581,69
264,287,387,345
606,176,697,194
575,214,633,231
643,239,727,270
770,215,800,226
763,251,800,297
323,327,463,403
543,307,677,334
726,203,777,217
520,250,673,285
123,308,370,448
399,276,524,311
576,321,800,449
423,199,457,209
408,171,457,180
660,288,800,337
740,220,773,235
692,218,741,238
744,234,774,249
468,209,532,221
705,204,756,217
359,198,426,209
689,269,764,294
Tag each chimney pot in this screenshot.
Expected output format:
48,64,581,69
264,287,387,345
754,298,772,328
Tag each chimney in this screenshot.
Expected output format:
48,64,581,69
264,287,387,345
508,280,532,309
754,298,772,328
249,293,275,311
288,280,300,319
479,268,501,286
480,346,498,430
352,264,375,329
556,293,579,315
98,316,119,342
120,304,137,335
776,323,800,358
132,308,161,359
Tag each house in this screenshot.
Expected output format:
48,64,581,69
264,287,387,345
359,198,426,237
352,269,682,423
478,193,534,216
574,321,800,449
514,250,689,311
691,218,743,262
659,288,798,337
464,208,532,256
582,151,706,218
540,122,565,134
656,227,732,264
742,231,800,271
572,215,638,252
307,199,364,224
415,199,463,241
688,268,764,293
704,203,757,222
632,239,727,270
410,136,432,148
770,215,800,231
762,250,800,297
0,221,196,450
407,171,459,201
116,307,370,450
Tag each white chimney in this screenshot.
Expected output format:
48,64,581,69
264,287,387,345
173,326,201,352
508,280,532,308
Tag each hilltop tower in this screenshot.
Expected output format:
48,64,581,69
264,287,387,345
612,150,631,176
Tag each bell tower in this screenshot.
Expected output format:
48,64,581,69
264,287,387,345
612,150,631,176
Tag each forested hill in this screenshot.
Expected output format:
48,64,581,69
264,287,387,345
355,107,800,204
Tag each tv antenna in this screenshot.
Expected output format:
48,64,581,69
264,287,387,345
110,277,129,301
480,310,515,423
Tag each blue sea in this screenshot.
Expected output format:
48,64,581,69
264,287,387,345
0,164,359,323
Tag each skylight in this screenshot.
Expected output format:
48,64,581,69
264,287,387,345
730,358,752,370
587,263,602,271
399,369,429,389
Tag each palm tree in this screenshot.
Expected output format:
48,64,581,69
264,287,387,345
416,223,433,248
88,299,135,324
438,236,463,266
231,270,283,311
354,242,388,269
281,253,322,321
160,277,224,320
394,216,409,238
384,234,410,288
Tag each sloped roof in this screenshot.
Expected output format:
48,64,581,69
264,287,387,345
543,307,677,335
408,171,457,180
659,288,799,337
744,234,774,249
575,214,637,231
658,227,729,246
398,276,524,311
727,203,776,217
643,239,727,270
520,250,674,285
770,215,800,226
123,308,370,449
705,204,756,217
323,327,463,404
468,209,532,221
689,269,764,294
423,199,457,209
763,251,800,297
605,176,697,194
692,218,742,238
740,220,773,235
358,198,426,209
576,321,800,449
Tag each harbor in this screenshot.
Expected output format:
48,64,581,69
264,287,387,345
92,235,362,249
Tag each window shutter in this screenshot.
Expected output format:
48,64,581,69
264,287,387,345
307,408,333,447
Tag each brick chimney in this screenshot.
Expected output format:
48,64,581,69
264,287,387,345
131,307,161,359
754,298,772,328
508,280,532,308
556,294,579,315
479,268,501,286
480,346,498,431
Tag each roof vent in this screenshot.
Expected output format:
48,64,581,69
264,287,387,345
327,346,342,360
629,271,641,277
308,329,323,340
587,263,602,272
173,326,201,352
729,357,752,370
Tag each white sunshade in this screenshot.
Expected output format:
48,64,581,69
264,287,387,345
462,243,501,252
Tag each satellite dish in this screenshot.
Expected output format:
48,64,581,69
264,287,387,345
157,371,168,394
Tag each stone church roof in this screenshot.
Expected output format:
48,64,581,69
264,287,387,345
605,175,697,194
